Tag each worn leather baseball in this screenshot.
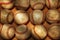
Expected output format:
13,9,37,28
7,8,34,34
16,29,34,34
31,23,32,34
30,0,45,10
32,25,47,40
0,0,11,4
15,25,30,40
1,24,15,39
46,0,58,9
1,2,13,9
15,0,29,10
1,9,13,24
14,10,29,24
48,24,60,39
46,9,60,23
30,10,44,24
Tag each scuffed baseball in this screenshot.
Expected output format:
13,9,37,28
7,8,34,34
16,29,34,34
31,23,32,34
32,25,47,40
15,25,30,40
14,10,29,24
48,24,60,39
1,24,15,39
30,10,44,24
46,0,58,9
46,9,60,23
1,9,13,24
0,0,11,4
1,2,13,9
30,0,45,10
15,0,29,10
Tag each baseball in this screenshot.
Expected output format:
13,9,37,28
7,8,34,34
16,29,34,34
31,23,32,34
15,25,30,40
30,10,44,24
14,10,29,24
1,24,15,39
48,24,60,39
46,0,58,9
1,9,13,24
14,0,29,10
30,0,45,10
32,25,47,40
0,0,11,4
46,9,60,23
1,2,13,9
